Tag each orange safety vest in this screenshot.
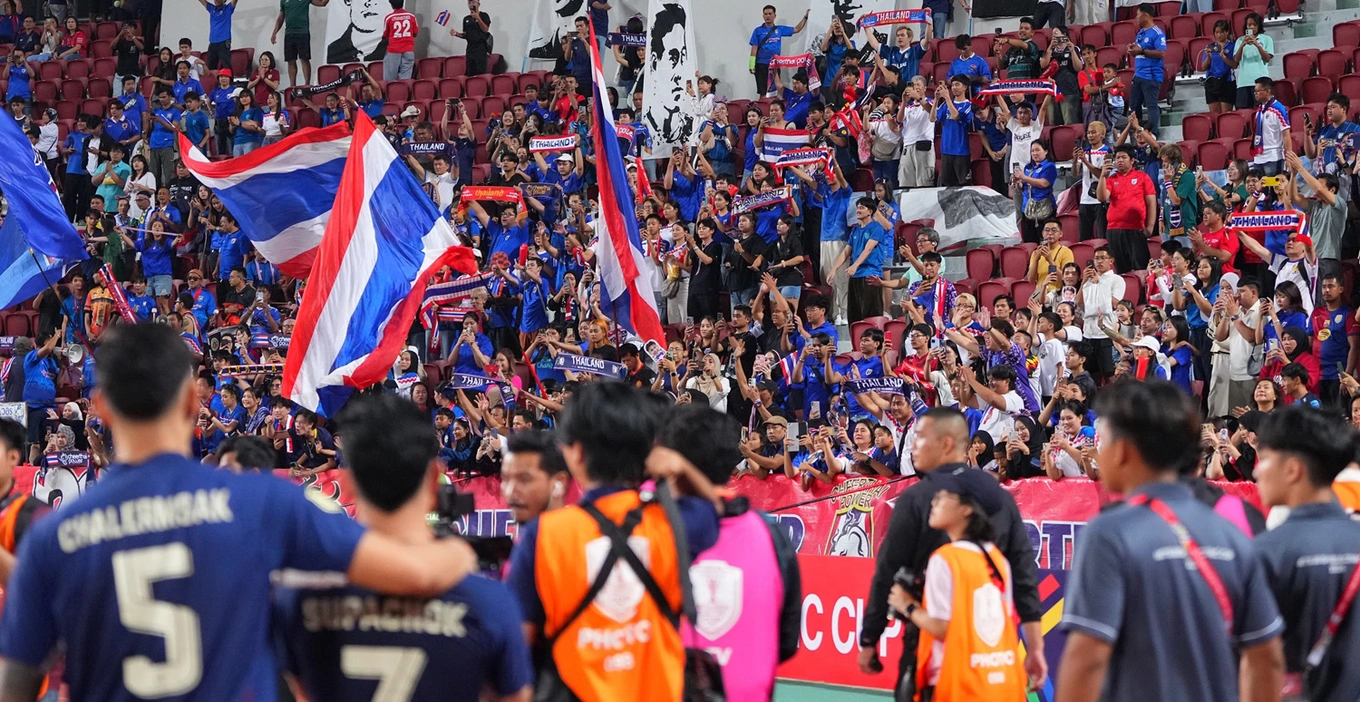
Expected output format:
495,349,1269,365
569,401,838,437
535,490,686,702
915,542,1028,702
0,492,48,699
1335,468,1360,514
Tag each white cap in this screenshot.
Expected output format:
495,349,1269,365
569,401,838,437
1131,336,1160,352
400,105,421,118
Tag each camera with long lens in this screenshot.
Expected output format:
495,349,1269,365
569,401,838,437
430,483,515,578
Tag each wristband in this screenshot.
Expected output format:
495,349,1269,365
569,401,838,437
749,56,757,70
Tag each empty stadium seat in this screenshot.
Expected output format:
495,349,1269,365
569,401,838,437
1318,49,1349,78
1011,280,1037,305
1182,113,1212,142
1215,110,1247,139
39,61,62,82
1111,21,1138,46
438,77,464,98
416,57,443,79
1334,21,1360,49
385,80,411,103
491,74,517,96
464,75,490,97
1299,77,1333,107
412,79,438,101
87,78,110,98
1070,242,1095,269
998,246,1028,280
1197,140,1230,171
317,65,341,84
230,48,254,77
92,57,115,78
1273,78,1297,108
1199,11,1229,36
1282,50,1316,80
443,55,467,77
65,59,91,80
1080,23,1110,47
90,39,113,58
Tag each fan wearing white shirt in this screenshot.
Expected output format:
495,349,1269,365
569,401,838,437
1076,245,1125,381
962,364,1025,444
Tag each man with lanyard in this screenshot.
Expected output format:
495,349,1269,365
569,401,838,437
1056,380,1284,702
1159,144,1197,246
505,381,719,701
1303,92,1358,199
1309,273,1359,407
1253,406,1360,702
749,5,809,96
902,251,957,323
1251,77,1291,177
1126,4,1167,138
859,407,1046,694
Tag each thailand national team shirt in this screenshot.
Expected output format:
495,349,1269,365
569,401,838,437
275,575,533,701
1060,481,1283,702
172,79,204,107
208,86,236,120
1316,122,1360,172
383,9,418,53
936,100,972,157
879,41,926,78
948,54,991,89
1133,25,1167,81
206,1,235,43
1310,305,1358,379
0,454,366,701
750,24,795,64
150,107,184,149
486,221,529,262
182,109,210,148
816,182,851,243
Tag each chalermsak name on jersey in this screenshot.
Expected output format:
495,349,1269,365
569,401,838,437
58,489,235,553
301,596,470,638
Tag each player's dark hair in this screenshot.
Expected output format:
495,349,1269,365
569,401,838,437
96,324,195,420
1093,380,1200,473
505,429,568,476
656,404,742,485
1257,406,1358,486
557,381,664,485
216,435,276,472
0,418,24,456
336,393,439,512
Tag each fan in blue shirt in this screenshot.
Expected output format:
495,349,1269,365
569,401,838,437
932,78,974,157
948,39,992,94
203,0,236,45
181,94,211,149
472,201,530,262
0,325,480,702
5,53,30,102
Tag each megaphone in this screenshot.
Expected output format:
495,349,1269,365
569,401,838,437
64,345,85,364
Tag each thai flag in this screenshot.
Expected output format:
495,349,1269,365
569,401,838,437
418,270,495,329
283,113,477,416
585,21,665,347
179,122,352,279
760,127,810,164
0,215,70,311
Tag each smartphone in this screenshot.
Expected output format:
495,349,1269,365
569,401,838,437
1048,264,1058,274
255,290,264,302
995,27,1003,35
1338,362,1347,376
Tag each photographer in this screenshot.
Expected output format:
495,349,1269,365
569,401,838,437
860,408,1045,700
886,467,1030,700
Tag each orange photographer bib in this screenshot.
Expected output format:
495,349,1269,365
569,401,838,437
915,542,1028,702
535,490,685,702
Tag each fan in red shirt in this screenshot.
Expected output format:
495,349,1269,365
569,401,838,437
893,322,944,406
1189,200,1239,273
381,0,419,81
1096,144,1156,273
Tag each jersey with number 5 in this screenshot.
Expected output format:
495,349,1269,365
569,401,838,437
274,576,533,701
0,454,365,701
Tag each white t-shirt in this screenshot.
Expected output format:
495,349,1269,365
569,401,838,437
869,119,903,160
977,391,1024,444
1050,431,1093,477
1227,301,1262,381
899,100,934,145
1007,118,1042,175
1253,105,1289,164
1035,335,1067,397
1079,145,1108,206
36,122,58,159
262,111,289,138
1271,255,1318,317
886,418,918,476
1081,271,1126,339
425,171,458,213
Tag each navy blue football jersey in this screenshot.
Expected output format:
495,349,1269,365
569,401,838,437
0,453,365,701
274,575,533,700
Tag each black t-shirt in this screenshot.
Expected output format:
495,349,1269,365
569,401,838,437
289,426,336,469
1048,44,1081,96
219,282,255,312
625,366,656,388
485,169,527,187
771,234,804,288
114,38,141,76
169,175,198,217
725,232,767,291
462,12,492,55
688,240,723,294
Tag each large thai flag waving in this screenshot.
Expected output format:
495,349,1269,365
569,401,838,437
283,113,477,415
179,122,352,278
586,21,665,347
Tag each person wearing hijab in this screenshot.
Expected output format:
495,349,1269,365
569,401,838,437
967,431,999,475
1260,326,1320,399
1000,415,1045,480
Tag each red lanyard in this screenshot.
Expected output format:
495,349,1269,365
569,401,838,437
1127,494,1235,635
1306,558,1360,668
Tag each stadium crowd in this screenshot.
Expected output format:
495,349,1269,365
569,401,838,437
0,0,1359,699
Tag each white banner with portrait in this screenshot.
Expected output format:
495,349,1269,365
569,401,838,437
525,0,583,62
896,187,1020,252
324,0,389,64
641,0,701,158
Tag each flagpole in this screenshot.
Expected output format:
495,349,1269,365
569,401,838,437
27,248,95,353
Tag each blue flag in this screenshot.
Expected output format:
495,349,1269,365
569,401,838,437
0,215,69,310
0,112,89,261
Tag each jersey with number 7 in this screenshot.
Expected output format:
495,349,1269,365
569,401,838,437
0,455,366,701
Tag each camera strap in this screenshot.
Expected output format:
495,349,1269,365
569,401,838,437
544,504,649,645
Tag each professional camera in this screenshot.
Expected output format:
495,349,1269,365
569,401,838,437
430,483,515,578
891,565,926,621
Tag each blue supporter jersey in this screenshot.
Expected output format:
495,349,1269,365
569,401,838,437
0,454,365,701
1134,25,1168,81
274,576,533,701
936,100,973,156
